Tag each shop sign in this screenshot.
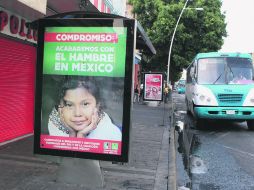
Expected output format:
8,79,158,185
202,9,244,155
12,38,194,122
0,8,37,43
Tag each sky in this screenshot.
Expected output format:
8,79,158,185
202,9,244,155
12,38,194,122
220,0,254,53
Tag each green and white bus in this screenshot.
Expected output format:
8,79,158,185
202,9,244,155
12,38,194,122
185,52,254,130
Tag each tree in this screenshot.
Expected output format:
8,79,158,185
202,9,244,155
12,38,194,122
129,0,227,83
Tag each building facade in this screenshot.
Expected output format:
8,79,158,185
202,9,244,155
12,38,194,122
0,0,155,144
0,6,37,143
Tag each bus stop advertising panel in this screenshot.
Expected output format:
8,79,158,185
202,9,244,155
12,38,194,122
34,18,135,162
143,72,164,101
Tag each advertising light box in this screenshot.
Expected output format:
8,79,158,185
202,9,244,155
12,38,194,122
34,18,135,162
143,72,164,101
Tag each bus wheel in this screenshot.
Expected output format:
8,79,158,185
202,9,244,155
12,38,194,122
196,119,205,130
187,108,192,115
247,120,254,130
185,99,191,115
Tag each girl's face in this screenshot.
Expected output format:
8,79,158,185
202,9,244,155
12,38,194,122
59,87,97,131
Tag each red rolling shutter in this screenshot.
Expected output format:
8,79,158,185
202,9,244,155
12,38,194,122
0,36,36,143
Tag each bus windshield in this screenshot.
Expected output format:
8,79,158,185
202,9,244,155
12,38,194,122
197,57,254,85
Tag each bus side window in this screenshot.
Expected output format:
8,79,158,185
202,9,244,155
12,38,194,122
194,60,198,80
190,67,195,78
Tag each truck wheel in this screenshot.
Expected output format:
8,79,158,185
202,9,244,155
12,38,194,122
247,120,254,130
196,119,205,130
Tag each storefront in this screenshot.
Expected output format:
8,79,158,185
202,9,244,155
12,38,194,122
0,0,111,144
0,0,155,144
134,54,141,88
0,8,37,143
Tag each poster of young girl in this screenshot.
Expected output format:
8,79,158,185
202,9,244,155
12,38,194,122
34,18,135,162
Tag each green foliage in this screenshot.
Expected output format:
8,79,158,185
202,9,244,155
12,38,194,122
129,0,227,83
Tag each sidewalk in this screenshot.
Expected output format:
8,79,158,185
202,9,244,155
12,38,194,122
0,102,176,190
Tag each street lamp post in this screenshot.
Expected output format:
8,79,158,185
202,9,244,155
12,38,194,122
166,0,203,84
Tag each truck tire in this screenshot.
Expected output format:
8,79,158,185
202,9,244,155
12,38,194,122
247,120,254,131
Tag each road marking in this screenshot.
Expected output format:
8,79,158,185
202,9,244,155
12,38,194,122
222,145,254,158
215,132,230,140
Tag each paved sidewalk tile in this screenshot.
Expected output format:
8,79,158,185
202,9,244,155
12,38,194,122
0,102,175,190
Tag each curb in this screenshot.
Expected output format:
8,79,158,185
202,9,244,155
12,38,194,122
168,125,177,190
168,100,177,190
154,125,170,190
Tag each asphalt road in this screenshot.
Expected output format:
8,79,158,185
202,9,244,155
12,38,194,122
173,92,254,190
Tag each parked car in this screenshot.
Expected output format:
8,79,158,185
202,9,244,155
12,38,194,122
177,80,186,94
177,84,186,94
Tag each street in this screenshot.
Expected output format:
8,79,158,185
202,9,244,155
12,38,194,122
173,92,254,190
